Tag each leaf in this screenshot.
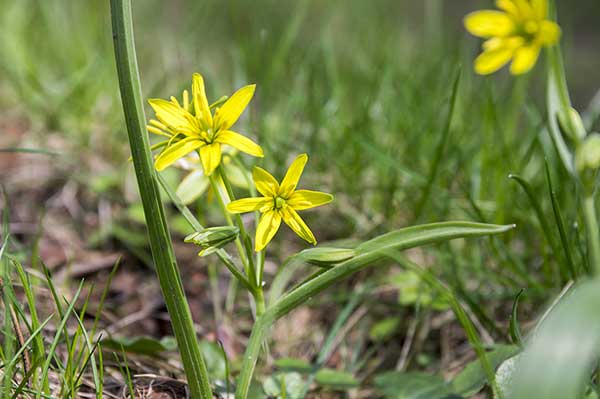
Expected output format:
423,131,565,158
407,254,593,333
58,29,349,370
263,372,305,399
199,341,227,380
314,368,359,390
392,270,450,310
495,353,520,398
509,290,524,346
451,344,519,396
355,222,515,254
101,336,178,355
511,278,600,399
274,357,313,373
374,371,460,399
369,317,401,342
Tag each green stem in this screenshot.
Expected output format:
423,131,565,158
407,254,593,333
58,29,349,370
110,2,212,397
209,173,255,283
583,195,600,275
218,165,256,278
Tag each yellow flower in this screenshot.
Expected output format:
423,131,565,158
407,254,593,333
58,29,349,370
464,0,561,75
227,154,333,251
147,73,263,175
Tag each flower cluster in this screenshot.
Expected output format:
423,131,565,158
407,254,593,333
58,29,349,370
147,73,333,251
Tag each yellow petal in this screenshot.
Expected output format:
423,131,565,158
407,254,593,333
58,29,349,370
474,47,515,75
281,207,316,245
531,0,548,19
252,167,280,197
482,36,524,51
464,11,515,38
154,137,203,171
510,44,541,75
215,130,264,158
148,99,190,130
495,0,520,18
227,197,273,213
512,0,535,19
288,190,333,211
214,84,256,131
255,210,282,251
279,154,308,198
192,73,213,127
199,143,222,176
538,20,561,46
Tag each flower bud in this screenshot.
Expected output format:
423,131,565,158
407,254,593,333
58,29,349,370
558,107,587,142
184,226,239,256
297,247,355,268
576,133,600,193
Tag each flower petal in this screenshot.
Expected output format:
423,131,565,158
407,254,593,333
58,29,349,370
227,197,273,213
288,190,334,211
154,137,203,171
148,99,191,130
252,167,280,197
538,20,561,46
215,130,264,157
255,210,282,251
510,44,541,75
281,207,316,245
214,84,256,130
279,154,308,198
531,0,548,20
464,10,516,38
176,170,210,205
192,73,213,128
474,46,515,75
199,143,222,176
495,0,520,18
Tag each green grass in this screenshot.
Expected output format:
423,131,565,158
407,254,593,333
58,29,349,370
2,0,600,398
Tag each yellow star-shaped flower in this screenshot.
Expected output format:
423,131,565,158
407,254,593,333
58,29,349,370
464,0,561,75
147,73,263,175
227,154,333,251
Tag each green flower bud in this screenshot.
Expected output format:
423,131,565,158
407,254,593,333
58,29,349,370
558,107,587,142
576,133,600,193
184,226,239,256
297,247,355,268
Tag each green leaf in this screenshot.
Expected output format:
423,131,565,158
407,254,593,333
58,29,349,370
101,336,177,355
511,278,600,399
176,169,209,205
263,372,305,399
199,341,227,380
355,222,515,254
374,371,460,399
274,357,313,373
392,270,450,310
451,344,519,396
314,368,359,390
509,290,524,346
369,317,401,342
495,353,520,399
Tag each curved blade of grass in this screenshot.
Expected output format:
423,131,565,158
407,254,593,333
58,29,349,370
413,67,461,221
544,161,576,279
508,173,564,282
509,289,524,347
510,278,600,399
110,1,212,397
235,221,515,398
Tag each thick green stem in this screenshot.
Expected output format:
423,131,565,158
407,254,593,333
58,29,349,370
583,195,600,275
110,1,212,397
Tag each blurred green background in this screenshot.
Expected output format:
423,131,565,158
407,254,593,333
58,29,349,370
1,1,600,395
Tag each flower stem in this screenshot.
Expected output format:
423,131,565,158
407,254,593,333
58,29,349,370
110,1,212,397
583,195,600,275
208,172,256,286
